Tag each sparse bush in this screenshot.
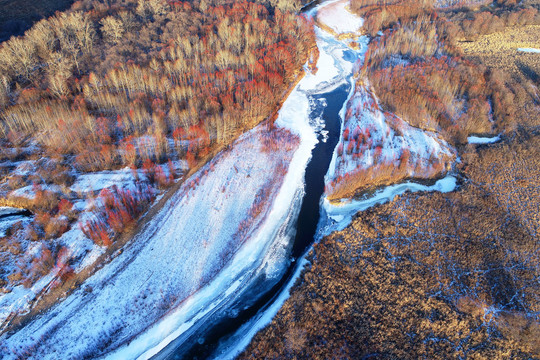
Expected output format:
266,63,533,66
23,246,55,288
44,216,70,239
8,175,27,190
81,183,156,246
31,184,61,213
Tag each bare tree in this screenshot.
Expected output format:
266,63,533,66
0,37,37,81
119,11,137,32
0,75,10,108
47,52,73,98
137,0,169,20
52,12,95,73
26,19,57,62
100,16,125,44
199,0,209,12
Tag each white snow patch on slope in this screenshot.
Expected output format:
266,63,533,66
518,48,540,53
70,168,137,194
0,207,24,217
325,80,455,188
468,135,501,144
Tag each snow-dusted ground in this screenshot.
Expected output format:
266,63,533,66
70,161,187,195
0,207,29,237
0,159,191,326
324,78,456,199
434,0,492,8
0,217,23,238
313,1,457,234
0,119,308,358
316,8,455,200
316,0,364,35
518,48,540,53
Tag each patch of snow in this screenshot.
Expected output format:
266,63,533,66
0,219,18,238
467,135,501,144
9,184,62,199
70,168,137,194
299,23,367,94
11,161,35,177
71,162,187,196
0,272,55,321
518,48,540,53
0,207,24,217
8,186,35,199
316,0,364,35
75,245,106,271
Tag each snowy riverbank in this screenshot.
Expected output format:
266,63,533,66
0,102,314,358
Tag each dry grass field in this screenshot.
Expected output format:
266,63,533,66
458,24,540,129
459,25,540,81
240,132,540,359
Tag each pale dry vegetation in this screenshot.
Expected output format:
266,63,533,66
351,0,540,142
240,131,540,359
360,11,524,143
441,0,540,40
458,25,540,129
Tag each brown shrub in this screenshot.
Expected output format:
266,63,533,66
8,175,27,190
81,183,156,246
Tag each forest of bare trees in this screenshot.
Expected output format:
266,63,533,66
0,0,315,172
352,0,539,144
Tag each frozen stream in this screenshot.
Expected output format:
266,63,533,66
186,1,458,359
